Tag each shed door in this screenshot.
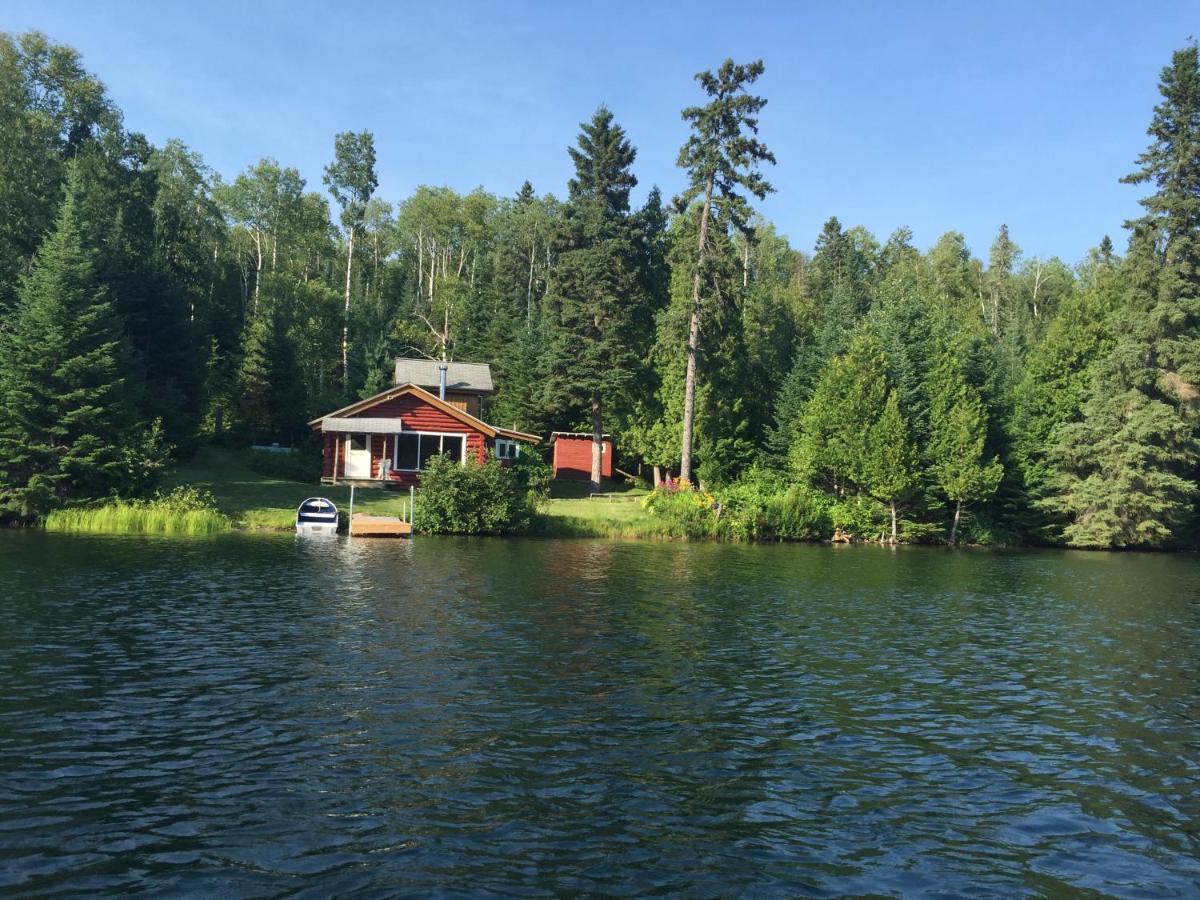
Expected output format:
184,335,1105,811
344,434,372,478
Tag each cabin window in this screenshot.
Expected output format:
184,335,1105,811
395,433,419,470
441,435,465,462
495,439,520,460
393,432,467,471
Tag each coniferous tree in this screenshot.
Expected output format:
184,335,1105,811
862,390,918,544
929,381,1003,544
1042,44,1200,547
675,58,775,484
545,107,642,491
0,166,131,518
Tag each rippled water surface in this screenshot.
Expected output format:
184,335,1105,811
1,532,1199,896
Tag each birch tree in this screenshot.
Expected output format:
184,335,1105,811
323,131,378,389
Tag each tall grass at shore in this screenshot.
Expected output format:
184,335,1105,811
45,486,232,534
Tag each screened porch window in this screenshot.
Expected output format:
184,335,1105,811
393,432,466,471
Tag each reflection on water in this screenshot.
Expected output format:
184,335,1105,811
1,532,1198,895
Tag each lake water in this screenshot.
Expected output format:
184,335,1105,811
1,532,1198,896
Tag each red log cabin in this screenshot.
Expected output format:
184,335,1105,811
310,360,538,487
550,432,613,481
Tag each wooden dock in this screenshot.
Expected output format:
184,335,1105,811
349,513,412,537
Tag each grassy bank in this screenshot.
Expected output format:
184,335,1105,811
534,494,660,537
45,503,232,534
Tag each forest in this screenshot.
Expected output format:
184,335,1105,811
1,30,1198,549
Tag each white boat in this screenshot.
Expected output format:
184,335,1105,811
296,497,339,535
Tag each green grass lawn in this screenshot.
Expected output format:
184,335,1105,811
166,447,412,530
167,447,658,535
536,485,660,537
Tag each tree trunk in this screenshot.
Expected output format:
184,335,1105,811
890,501,899,545
590,391,603,494
342,225,355,390
949,500,962,546
416,231,423,305
527,245,536,321
253,231,263,315
653,465,661,488
680,176,715,486
429,247,436,305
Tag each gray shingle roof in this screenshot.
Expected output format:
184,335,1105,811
393,359,494,393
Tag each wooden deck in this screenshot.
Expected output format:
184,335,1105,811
349,513,412,537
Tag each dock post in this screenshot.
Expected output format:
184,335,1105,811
348,485,355,536
409,485,414,525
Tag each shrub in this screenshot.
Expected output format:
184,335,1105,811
643,483,720,537
715,474,832,542
511,451,552,508
829,494,890,541
413,453,537,535
644,468,832,542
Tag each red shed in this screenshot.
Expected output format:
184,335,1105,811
550,432,613,481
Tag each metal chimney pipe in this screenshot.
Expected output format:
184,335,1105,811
438,364,448,401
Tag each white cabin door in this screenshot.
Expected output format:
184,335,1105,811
344,434,371,478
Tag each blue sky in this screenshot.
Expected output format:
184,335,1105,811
6,1,1198,262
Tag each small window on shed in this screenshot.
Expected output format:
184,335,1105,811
495,439,519,460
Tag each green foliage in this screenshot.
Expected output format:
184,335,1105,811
0,165,132,520
413,453,538,535
712,471,831,541
511,451,552,507
642,484,720,537
543,107,646,488
829,494,890,540
235,306,306,443
44,485,231,534
4,31,1200,551
1042,352,1198,548
642,469,831,542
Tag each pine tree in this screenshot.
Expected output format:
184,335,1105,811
236,314,273,442
545,107,643,491
236,307,305,444
862,390,918,544
1043,44,1200,547
791,329,890,493
1120,43,1200,386
930,382,1003,544
0,166,130,518
1045,343,1197,547
675,58,775,484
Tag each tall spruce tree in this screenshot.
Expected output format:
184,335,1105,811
1043,44,1200,547
929,379,1003,544
0,166,130,518
675,59,775,485
863,390,918,544
545,107,642,491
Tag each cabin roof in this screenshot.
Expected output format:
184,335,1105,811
393,359,494,394
309,383,538,443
